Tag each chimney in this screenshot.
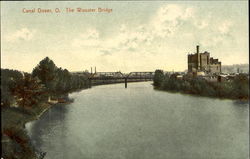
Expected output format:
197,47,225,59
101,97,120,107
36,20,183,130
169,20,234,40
197,45,200,71
95,67,96,73
91,67,92,74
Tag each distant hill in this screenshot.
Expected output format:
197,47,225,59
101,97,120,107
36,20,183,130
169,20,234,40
222,64,249,73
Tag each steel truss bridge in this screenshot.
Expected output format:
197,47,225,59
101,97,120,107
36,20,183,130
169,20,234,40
88,71,155,88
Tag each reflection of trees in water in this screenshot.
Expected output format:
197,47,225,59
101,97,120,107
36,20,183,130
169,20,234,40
233,100,249,106
231,100,249,125
29,104,69,149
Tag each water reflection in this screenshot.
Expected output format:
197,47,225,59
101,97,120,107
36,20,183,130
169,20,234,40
28,104,69,148
233,100,249,106
27,82,249,159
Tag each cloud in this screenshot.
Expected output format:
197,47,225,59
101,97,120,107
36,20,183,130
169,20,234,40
72,24,154,55
71,3,237,69
150,4,194,37
72,4,196,55
72,28,101,48
194,20,209,29
114,25,153,51
218,20,233,34
199,19,234,48
192,12,212,30
6,28,36,42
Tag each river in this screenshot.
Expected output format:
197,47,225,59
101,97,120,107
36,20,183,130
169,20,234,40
26,82,249,159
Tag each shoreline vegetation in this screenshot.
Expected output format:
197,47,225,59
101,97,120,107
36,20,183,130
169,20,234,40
153,70,249,101
1,57,151,159
1,57,90,159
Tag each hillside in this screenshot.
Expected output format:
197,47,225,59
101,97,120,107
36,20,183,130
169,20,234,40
222,64,249,73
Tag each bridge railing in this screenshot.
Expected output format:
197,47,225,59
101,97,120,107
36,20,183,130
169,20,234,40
86,71,154,88
88,71,154,79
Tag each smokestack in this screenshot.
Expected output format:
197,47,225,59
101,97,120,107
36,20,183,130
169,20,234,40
91,67,92,74
197,45,200,71
196,45,199,54
95,67,96,73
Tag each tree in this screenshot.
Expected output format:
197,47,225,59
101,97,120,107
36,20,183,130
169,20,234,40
11,73,46,108
1,69,23,107
55,68,71,92
153,70,164,87
231,74,249,99
32,57,58,92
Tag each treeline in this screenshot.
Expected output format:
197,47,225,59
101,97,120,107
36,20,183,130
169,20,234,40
153,70,249,100
1,57,89,108
222,64,249,73
32,57,88,93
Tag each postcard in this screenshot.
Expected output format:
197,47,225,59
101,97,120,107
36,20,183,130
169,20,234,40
1,1,249,159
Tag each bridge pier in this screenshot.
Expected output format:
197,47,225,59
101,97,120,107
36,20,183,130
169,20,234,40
88,79,92,88
125,78,127,88
86,72,154,89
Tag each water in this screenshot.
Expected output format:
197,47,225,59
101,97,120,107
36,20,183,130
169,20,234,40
26,82,249,159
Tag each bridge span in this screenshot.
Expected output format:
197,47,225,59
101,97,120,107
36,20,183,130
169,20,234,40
88,71,155,88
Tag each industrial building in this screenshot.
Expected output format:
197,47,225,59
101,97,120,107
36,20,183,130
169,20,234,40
188,45,221,74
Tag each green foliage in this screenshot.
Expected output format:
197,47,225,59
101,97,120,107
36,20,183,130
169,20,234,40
32,57,58,92
2,57,89,108
11,73,46,108
153,70,164,87
231,74,249,99
1,69,23,107
154,69,249,100
54,68,71,92
32,57,88,94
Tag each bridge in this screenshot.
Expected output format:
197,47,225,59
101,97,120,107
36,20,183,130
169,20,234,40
87,71,155,88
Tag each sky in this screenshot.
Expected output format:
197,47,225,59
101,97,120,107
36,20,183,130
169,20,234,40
1,1,249,73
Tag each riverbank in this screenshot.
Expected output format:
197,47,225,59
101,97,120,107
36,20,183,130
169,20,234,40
1,93,75,159
154,86,249,102
1,58,88,159
1,100,53,159
153,70,249,101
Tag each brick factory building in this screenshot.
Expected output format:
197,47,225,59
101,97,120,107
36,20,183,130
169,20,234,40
188,45,221,74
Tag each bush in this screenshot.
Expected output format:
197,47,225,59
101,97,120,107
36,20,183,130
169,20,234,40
153,70,164,87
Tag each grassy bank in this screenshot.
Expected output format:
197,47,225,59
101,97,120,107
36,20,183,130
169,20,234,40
1,99,52,159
